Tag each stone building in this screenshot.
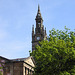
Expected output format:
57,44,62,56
32,5,47,51
0,56,35,75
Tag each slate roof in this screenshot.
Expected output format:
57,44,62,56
11,56,30,62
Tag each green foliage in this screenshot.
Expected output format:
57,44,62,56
0,64,3,75
0,72,2,75
31,27,75,75
0,67,2,75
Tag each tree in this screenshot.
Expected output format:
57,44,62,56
31,27,75,75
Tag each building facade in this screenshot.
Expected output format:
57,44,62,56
0,56,35,75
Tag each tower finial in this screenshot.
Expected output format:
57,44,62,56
38,4,40,13
45,27,47,35
32,25,34,31
32,25,34,36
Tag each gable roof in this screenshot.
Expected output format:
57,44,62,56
11,56,35,67
11,56,35,63
0,56,35,67
0,56,10,61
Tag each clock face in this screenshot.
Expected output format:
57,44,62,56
37,37,40,40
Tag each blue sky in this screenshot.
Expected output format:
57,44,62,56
0,0,75,59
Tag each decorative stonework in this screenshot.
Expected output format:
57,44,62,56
32,5,47,51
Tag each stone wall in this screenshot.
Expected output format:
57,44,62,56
13,62,23,75
0,56,35,75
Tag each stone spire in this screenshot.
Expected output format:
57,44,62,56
45,27,47,35
38,5,40,14
36,5,43,20
32,25,34,36
32,25,34,31
32,5,47,51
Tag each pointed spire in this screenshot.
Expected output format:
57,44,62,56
38,4,40,13
36,5,43,20
45,27,46,30
32,25,34,32
45,27,47,35
32,25,34,36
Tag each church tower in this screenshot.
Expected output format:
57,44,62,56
32,5,47,51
